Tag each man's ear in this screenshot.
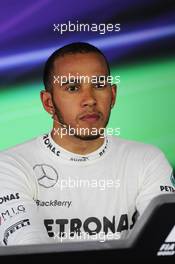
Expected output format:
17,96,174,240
40,90,54,115
111,84,117,108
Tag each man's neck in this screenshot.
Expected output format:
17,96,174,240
51,126,104,155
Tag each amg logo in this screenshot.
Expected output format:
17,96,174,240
0,193,20,204
3,219,30,245
70,157,89,162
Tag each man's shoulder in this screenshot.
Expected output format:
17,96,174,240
109,135,164,158
0,134,44,158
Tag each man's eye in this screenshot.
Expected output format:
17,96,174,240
67,85,79,92
94,82,106,89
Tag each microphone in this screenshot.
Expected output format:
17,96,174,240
50,110,79,130
49,109,67,128
50,110,67,128
52,117,67,128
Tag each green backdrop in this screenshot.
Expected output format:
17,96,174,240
0,57,175,168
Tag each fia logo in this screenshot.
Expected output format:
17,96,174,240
157,225,175,256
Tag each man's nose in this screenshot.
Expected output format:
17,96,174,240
81,88,97,108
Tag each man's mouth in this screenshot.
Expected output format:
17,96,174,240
79,113,101,122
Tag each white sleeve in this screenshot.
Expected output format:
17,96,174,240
136,147,174,216
0,153,50,246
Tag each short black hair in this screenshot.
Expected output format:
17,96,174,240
43,42,110,92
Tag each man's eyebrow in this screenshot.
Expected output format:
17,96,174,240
61,77,81,85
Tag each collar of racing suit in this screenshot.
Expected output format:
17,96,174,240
41,132,109,163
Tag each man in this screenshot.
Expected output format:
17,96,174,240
0,42,174,246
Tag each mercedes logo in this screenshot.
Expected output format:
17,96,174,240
33,164,58,188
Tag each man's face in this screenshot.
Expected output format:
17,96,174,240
51,52,116,140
